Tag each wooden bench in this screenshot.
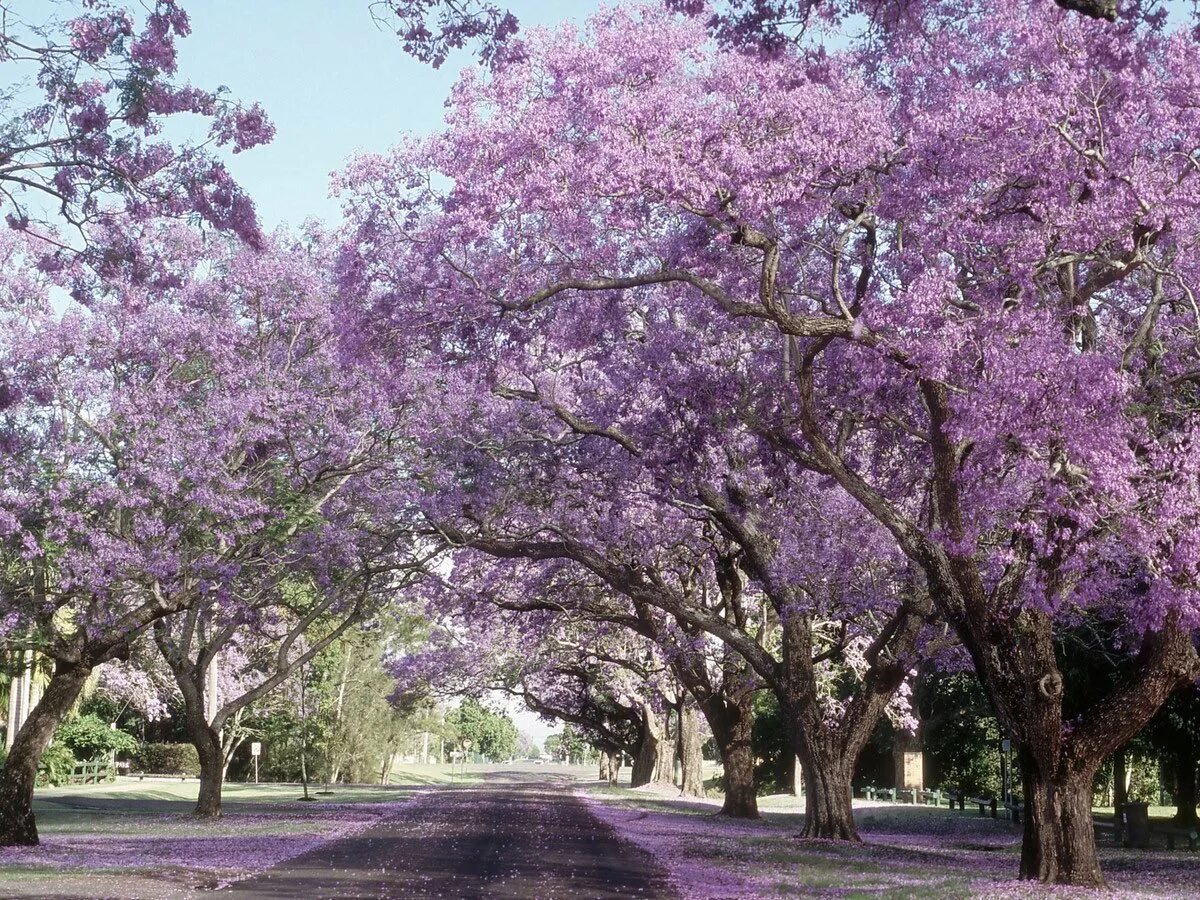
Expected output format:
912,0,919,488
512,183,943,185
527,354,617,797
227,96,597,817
69,760,114,784
968,795,998,817
1004,798,1024,824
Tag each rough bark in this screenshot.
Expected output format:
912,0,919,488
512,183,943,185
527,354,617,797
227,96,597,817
655,709,677,785
630,710,662,788
700,686,759,817
599,752,612,782
719,728,759,817
604,749,620,785
0,661,92,846
775,606,927,842
1020,764,1103,885
191,721,225,818
796,736,858,840
974,613,1197,885
678,698,707,798
790,374,1200,883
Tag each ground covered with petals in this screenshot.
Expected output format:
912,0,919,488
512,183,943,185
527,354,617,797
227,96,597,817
582,784,1200,899
0,777,458,898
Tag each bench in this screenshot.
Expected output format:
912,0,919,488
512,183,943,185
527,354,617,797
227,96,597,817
968,795,998,817
69,760,114,784
1004,798,1024,824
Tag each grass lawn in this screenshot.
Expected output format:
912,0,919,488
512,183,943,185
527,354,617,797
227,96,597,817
581,782,1200,899
0,776,445,898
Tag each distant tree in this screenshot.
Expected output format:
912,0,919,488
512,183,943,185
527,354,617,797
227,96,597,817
447,698,518,761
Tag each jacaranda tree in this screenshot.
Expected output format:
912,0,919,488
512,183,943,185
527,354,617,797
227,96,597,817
0,1,271,270
0,227,414,845
341,2,1200,884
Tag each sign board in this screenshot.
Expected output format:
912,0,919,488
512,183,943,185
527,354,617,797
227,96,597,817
251,742,262,757
895,750,924,791
1001,739,1011,752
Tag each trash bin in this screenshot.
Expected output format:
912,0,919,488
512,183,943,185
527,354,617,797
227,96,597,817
1120,802,1151,849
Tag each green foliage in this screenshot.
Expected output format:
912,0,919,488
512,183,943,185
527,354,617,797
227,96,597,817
232,623,448,785
135,742,201,776
751,692,794,795
1128,753,1163,804
37,743,76,786
447,697,518,761
56,714,137,761
548,725,591,763
918,671,1003,797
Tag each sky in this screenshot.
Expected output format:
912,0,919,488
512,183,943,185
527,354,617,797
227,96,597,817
177,0,602,232
177,1,603,749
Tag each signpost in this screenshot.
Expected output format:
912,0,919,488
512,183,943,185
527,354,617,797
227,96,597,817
461,739,472,781
251,741,262,785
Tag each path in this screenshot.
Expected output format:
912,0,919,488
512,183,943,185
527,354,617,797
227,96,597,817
220,771,677,899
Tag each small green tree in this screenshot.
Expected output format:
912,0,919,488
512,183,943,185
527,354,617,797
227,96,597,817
447,698,518,761
56,715,137,762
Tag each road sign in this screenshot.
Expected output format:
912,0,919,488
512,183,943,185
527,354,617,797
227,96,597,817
251,742,262,756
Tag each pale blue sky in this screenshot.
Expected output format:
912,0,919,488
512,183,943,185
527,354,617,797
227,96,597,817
176,2,604,748
177,1,601,231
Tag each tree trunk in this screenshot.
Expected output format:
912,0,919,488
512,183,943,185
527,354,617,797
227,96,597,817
798,739,858,841
655,710,676,785
0,660,92,846
630,712,661,788
1020,765,1103,886
192,723,225,818
1174,740,1198,828
678,699,706,798
705,693,760,818
599,752,611,782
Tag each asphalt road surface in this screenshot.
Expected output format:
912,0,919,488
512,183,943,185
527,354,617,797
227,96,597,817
220,771,677,899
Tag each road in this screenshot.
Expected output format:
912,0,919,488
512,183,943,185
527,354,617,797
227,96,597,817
220,771,677,899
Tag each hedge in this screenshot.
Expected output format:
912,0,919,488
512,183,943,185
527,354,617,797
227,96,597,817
134,742,201,776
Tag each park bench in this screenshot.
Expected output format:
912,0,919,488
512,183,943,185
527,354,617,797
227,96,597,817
968,795,998,817
134,771,193,781
945,791,967,810
1004,798,1024,823
69,760,114,784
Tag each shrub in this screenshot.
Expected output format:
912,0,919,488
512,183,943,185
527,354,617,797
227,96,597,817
135,742,201,776
56,714,137,762
37,744,76,787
